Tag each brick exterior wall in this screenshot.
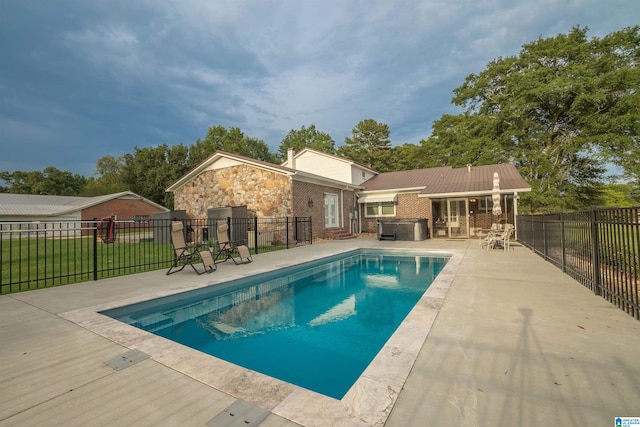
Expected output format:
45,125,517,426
292,181,356,239
292,180,324,239
396,193,432,221
81,197,163,221
360,193,432,234
173,165,292,219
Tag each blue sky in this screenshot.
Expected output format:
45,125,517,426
1,0,638,177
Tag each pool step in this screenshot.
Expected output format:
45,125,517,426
324,227,357,240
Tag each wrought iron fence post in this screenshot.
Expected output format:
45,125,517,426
591,208,601,296
561,212,566,273
543,214,548,260
286,217,290,249
254,217,258,255
93,218,98,281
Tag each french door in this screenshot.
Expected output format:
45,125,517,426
324,193,338,228
447,198,469,238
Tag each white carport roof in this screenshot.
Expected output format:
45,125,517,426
0,192,167,217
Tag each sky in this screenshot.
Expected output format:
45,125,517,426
1,1,638,178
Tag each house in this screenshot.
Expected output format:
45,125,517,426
166,150,364,240
167,149,531,241
0,191,169,238
358,163,531,238
0,191,167,222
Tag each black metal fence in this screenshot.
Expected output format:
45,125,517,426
517,208,639,320
0,217,312,294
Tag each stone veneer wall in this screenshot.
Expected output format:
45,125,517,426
173,165,292,219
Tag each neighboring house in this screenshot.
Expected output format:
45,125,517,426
358,163,531,238
166,150,363,240
0,191,168,236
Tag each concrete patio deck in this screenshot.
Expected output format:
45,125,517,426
1,238,639,426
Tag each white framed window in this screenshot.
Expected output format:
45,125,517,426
365,201,396,217
478,197,490,212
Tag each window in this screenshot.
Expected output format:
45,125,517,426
365,202,396,217
133,215,151,223
478,197,490,212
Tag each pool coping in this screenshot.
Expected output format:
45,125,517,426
60,246,462,427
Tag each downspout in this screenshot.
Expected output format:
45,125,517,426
513,191,519,240
340,189,344,229
356,192,362,234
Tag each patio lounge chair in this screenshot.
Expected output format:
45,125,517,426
215,220,253,264
484,224,514,251
167,221,217,275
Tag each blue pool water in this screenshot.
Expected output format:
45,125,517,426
103,249,448,399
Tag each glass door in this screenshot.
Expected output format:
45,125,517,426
447,198,469,238
324,193,338,228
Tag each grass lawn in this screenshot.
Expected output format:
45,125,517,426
1,236,173,294
1,236,286,294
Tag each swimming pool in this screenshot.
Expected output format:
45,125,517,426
102,249,448,399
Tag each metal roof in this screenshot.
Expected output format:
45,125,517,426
361,164,531,196
0,191,168,217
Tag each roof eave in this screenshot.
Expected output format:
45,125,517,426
358,187,426,194
418,187,532,198
166,151,295,193
293,171,363,190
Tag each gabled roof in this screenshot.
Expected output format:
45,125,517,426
167,150,362,192
167,151,296,192
360,167,451,192
361,164,531,197
0,191,168,217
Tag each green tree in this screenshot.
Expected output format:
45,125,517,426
598,182,638,208
189,125,277,168
581,27,640,182
419,113,507,168
0,167,86,195
277,124,336,160
121,144,190,207
389,143,429,170
337,119,392,172
81,155,127,196
423,26,638,212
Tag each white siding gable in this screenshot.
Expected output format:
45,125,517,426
351,168,376,185
294,151,351,183
205,157,243,170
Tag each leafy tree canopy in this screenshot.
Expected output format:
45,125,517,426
189,125,277,167
121,144,190,207
597,182,638,208
0,167,87,196
277,124,336,161
421,25,639,213
80,155,128,196
337,119,392,172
